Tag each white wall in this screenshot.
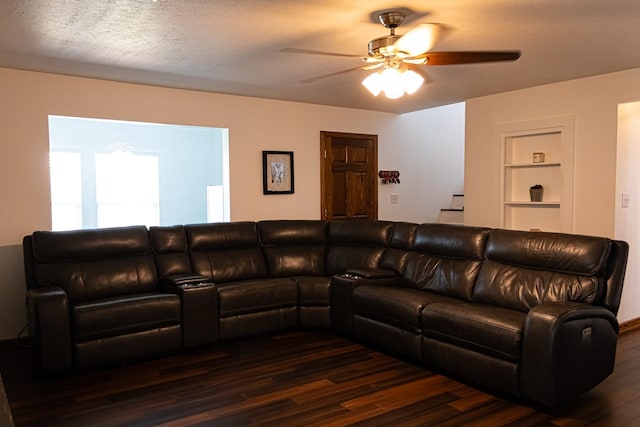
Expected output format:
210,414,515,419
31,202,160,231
379,103,465,223
0,67,464,340
465,67,640,322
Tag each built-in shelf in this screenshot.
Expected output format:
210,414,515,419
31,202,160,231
504,162,562,168
498,116,575,233
504,201,561,206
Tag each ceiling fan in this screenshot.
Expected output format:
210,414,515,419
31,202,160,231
282,11,521,98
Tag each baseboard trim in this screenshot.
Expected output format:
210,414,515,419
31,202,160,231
619,317,640,335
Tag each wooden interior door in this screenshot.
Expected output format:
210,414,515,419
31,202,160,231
320,131,378,220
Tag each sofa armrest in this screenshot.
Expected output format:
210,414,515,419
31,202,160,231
27,287,72,373
520,302,618,406
346,268,402,288
159,274,218,347
159,273,211,288
330,274,361,335
346,268,397,279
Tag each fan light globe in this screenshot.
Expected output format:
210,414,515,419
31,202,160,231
381,68,404,99
362,68,424,99
362,72,383,96
402,70,424,94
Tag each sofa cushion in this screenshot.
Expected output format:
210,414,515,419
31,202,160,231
328,219,393,246
294,276,331,306
422,302,526,362
258,220,327,276
31,225,150,262
219,308,298,340
258,220,327,245
186,222,269,283
35,256,157,304
380,222,418,274
472,229,613,313
187,222,259,250
32,226,157,303
401,224,488,301
414,224,489,260
191,247,268,283
72,293,181,342
484,229,612,275
326,247,387,276
352,285,464,333
262,246,326,277
326,220,393,275
149,225,192,278
216,278,298,317
402,254,483,301
473,261,601,313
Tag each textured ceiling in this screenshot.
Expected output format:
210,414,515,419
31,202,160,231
1,0,640,113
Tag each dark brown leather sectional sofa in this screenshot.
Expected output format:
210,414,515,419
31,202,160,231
23,220,628,407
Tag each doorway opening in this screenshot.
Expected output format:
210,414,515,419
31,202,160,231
615,101,640,322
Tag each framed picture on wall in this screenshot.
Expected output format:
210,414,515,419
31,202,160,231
262,151,294,195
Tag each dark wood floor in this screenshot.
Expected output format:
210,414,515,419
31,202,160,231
1,328,639,427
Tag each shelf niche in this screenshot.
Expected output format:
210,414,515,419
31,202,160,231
497,116,575,232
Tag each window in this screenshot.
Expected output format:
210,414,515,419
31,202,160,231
48,116,230,231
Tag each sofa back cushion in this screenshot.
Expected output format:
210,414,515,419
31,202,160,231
473,229,612,312
402,224,489,301
149,225,192,278
31,226,156,303
185,222,268,283
258,220,327,277
380,222,418,274
326,220,393,275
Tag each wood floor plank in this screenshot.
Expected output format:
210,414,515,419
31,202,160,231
340,375,453,411
447,387,498,412
549,386,640,427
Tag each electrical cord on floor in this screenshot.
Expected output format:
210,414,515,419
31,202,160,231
15,324,30,349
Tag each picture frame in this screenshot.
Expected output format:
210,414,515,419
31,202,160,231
262,151,294,195
532,152,545,163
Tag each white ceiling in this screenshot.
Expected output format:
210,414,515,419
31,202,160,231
1,0,640,114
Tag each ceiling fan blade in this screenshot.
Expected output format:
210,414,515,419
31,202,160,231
416,51,521,65
280,47,363,58
394,23,441,56
300,65,365,84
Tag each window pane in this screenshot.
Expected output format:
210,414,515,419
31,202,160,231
95,151,159,227
50,152,82,230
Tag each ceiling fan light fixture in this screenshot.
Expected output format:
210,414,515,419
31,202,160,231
362,67,424,99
